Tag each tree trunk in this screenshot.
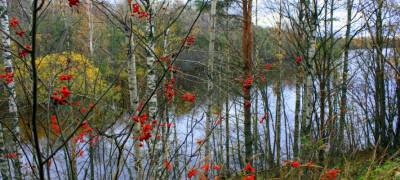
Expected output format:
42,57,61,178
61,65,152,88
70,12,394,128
0,0,22,178
128,19,142,180
86,0,94,55
301,0,316,160
205,0,217,170
225,90,230,175
242,0,253,163
374,0,387,147
253,90,259,166
145,3,159,177
0,123,9,179
339,0,353,152
326,0,337,161
275,74,282,167
145,5,157,120
275,0,283,166
394,41,400,148
293,72,301,159
162,28,171,180
234,102,242,168
264,83,273,168
86,1,95,179
319,3,329,162
224,5,231,177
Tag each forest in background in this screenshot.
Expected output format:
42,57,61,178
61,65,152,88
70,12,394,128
0,0,399,179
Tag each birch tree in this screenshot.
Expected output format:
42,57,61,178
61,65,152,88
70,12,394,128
128,1,142,178
205,0,217,170
144,1,160,177
275,0,283,167
0,0,22,178
301,0,317,160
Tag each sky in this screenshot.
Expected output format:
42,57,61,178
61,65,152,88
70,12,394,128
106,0,368,37
255,0,362,36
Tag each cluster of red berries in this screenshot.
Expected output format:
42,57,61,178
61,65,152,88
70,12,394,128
2,152,17,159
284,160,315,168
163,77,175,103
259,114,267,123
160,54,176,72
0,71,14,84
138,122,152,141
9,17,19,28
9,17,26,38
265,63,272,70
68,0,79,7
163,159,173,171
51,86,71,105
129,1,148,19
282,160,340,179
295,55,302,64
181,92,196,103
132,114,156,142
202,163,221,172
51,71,73,104
18,44,31,58
132,113,148,124
242,162,255,180
59,74,73,81
321,168,341,180
10,16,32,59
51,115,62,135
183,35,195,47
73,120,97,146
186,163,221,179
242,74,254,93
187,168,198,178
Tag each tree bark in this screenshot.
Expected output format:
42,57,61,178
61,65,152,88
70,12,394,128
242,0,253,163
301,0,316,160
145,2,159,177
128,6,142,178
0,0,23,179
394,40,400,148
374,0,387,147
253,90,259,166
205,0,217,170
225,89,230,175
85,1,95,179
293,72,301,159
339,0,353,152
275,0,283,166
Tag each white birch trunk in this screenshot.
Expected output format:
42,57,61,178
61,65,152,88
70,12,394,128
86,0,94,56
0,0,22,178
205,0,217,167
301,0,316,158
145,5,160,178
146,14,157,119
163,28,170,161
275,0,283,166
127,2,142,179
